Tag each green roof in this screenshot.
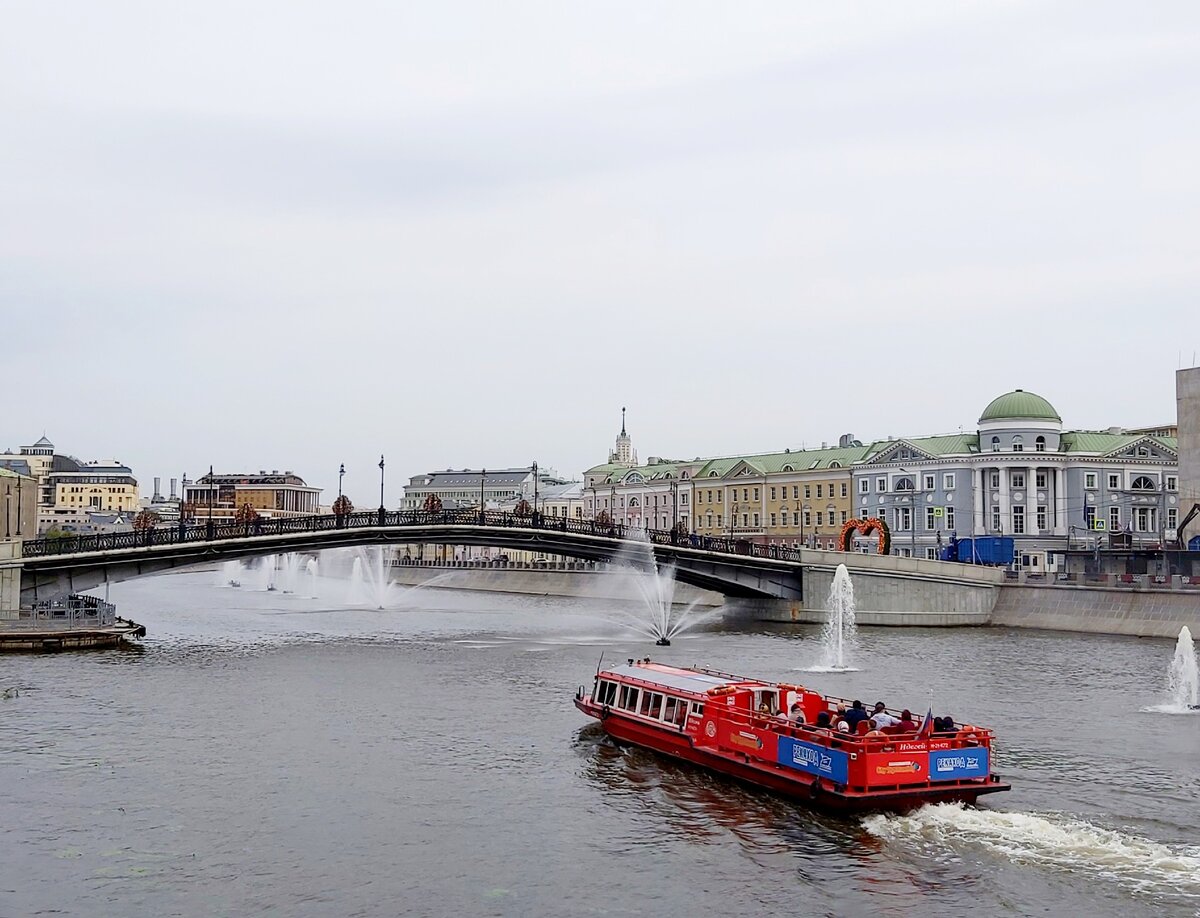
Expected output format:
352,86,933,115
1060,432,1177,455
861,433,980,462
979,389,1061,422
695,444,870,478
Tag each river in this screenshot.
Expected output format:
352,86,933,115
2,567,1198,917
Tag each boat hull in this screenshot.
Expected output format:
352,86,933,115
579,698,1009,814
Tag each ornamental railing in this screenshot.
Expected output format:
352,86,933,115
20,509,807,564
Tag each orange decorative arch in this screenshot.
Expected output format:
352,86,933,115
838,516,891,554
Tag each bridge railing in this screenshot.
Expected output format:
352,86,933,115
19,508,808,564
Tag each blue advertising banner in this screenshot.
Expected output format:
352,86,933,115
776,737,849,784
928,747,989,781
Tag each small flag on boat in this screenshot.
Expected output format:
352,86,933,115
918,706,934,738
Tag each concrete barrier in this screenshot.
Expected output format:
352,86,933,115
991,583,1200,638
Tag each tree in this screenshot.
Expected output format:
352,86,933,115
422,494,443,513
133,510,161,531
234,503,260,524
332,495,353,516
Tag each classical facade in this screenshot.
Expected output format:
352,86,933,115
401,466,568,511
0,468,38,539
850,390,1180,569
185,471,320,521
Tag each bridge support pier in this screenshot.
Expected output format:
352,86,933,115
0,540,22,619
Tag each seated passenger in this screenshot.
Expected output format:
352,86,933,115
835,720,851,734
870,702,899,729
814,711,832,732
865,718,886,738
896,709,918,732
844,700,868,732
789,702,806,726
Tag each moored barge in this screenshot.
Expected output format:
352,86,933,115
575,658,1009,812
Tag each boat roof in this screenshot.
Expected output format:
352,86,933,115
600,662,766,695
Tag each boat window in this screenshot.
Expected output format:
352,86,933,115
597,680,617,706
690,702,704,716
618,685,639,711
663,697,678,722
641,692,663,719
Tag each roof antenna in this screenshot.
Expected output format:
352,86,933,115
596,651,604,676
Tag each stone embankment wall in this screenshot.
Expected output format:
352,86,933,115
802,565,999,618
0,541,20,619
991,583,1200,638
388,565,723,607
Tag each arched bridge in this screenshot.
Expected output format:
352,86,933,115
9,510,806,605
4,509,1005,616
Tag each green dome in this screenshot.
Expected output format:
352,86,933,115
979,389,1060,423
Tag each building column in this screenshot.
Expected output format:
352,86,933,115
997,465,1010,534
974,469,985,536
1054,466,1067,535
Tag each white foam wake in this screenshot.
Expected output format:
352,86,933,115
863,803,1200,899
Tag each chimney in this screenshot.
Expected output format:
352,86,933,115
153,477,162,500
169,478,177,500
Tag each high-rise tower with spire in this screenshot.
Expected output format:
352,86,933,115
609,407,637,467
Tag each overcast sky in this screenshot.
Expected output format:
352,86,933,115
3,2,1198,502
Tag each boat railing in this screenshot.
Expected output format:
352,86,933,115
22,594,117,629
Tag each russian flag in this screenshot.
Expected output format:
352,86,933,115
917,707,934,738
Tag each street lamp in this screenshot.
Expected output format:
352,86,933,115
4,486,10,539
378,455,385,525
480,468,486,523
338,463,345,500
532,460,539,524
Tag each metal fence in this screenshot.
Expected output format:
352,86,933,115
25,593,117,628
21,509,807,564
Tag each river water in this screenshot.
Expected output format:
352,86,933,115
2,567,1198,917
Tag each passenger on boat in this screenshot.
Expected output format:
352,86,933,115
933,716,956,734
870,702,899,729
835,720,850,734
813,712,832,732
865,719,886,738
896,709,918,732
844,700,868,731
789,702,806,726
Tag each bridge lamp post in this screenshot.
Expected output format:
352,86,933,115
338,464,345,501
4,485,10,539
532,460,539,524
378,455,386,523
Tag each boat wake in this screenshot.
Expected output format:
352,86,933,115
863,802,1200,899
797,665,860,674
1139,703,1200,715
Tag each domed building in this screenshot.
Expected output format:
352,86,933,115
849,389,1179,570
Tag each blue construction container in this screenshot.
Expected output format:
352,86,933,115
1189,535,1200,552
954,537,1015,566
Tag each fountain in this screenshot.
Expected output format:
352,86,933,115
804,563,859,672
304,558,319,598
595,530,713,643
220,560,241,588
346,546,395,609
1144,626,1200,713
258,555,277,592
279,553,300,594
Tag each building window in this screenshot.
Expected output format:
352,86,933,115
1012,436,1024,452
802,485,810,499
1012,473,1025,489
770,487,776,500
1168,508,1178,529
876,478,886,493
877,507,885,519
945,506,955,530
1167,476,1178,491
1108,474,1120,490
926,547,939,560
1108,506,1120,531
992,507,1002,532
770,513,777,527
1131,475,1156,491
1084,472,1097,489
743,514,749,528
1036,436,1046,452
841,510,848,524
991,436,1000,451
943,473,955,490
1085,505,1097,529
926,507,937,530
1035,472,1046,489
859,478,869,494
792,486,799,499
1012,505,1025,534
923,474,935,491
716,514,723,528
990,473,1000,489
753,488,759,501
1036,505,1047,531
803,510,811,527
793,512,799,526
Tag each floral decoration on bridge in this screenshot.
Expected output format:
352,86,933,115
838,516,891,555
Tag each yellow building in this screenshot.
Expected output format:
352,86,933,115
1,468,38,539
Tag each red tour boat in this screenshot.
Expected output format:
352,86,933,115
575,658,1009,812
